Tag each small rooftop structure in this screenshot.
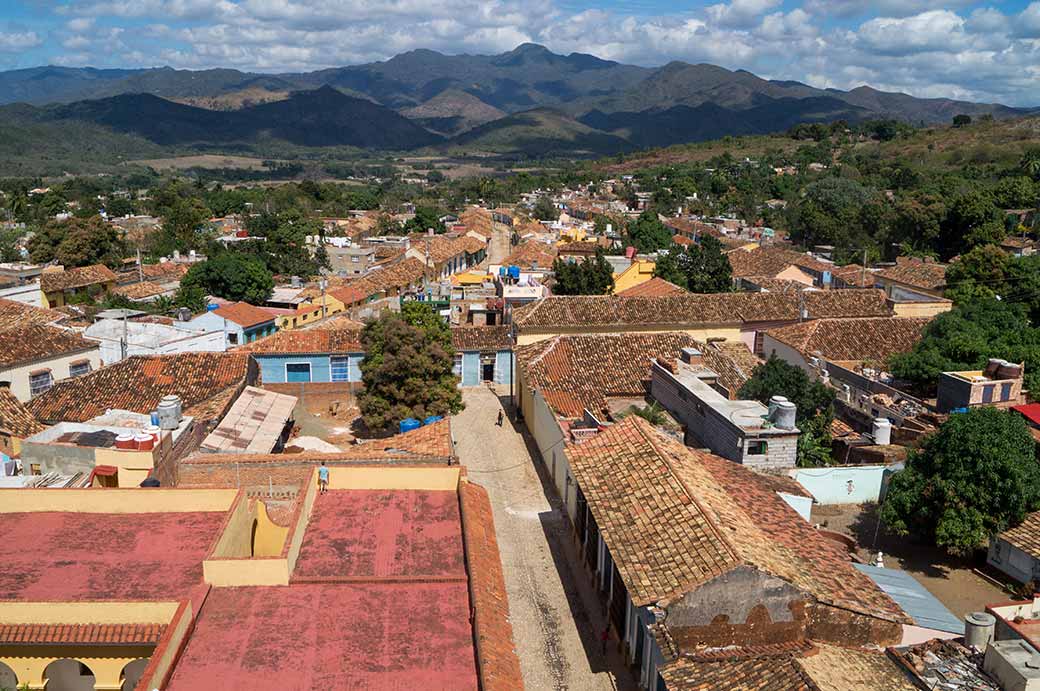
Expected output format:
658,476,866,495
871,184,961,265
200,387,296,455
937,359,1025,414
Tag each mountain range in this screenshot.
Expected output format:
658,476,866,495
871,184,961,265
1,43,1036,159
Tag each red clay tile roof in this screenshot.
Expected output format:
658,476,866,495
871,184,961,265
459,481,525,691
726,246,832,279
617,277,686,297
241,327,363,355
764,317,931,363
0,324,97,369
503,241,557,270
40,264,118,293
0,623,166,645
348,257,426,296
875,257,947,291
517,332,701,418
566,416,908,622
213,302,277,328
27,352,251,424
997,511,1040,560
512,290,891,331
831,264,875,288
113,280,167,300
452,326,513,352
327,285,370,306
460,206,494,237
0,298,64,330
0,387,44,439
141,262,189,281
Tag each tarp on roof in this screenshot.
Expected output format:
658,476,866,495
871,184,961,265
1012,403,1040,426
853,563,964,634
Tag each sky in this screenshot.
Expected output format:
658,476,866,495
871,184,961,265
0,0,1038,106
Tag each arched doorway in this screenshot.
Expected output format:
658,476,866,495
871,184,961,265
120,658,149,691
43,658,95,691
0,660,17,690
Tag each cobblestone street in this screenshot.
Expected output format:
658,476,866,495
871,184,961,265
453,386,636,691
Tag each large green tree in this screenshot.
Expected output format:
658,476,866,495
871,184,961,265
552,250,615,295
403,206,445,235
179,253,274,304
739,356,836,467
358,304,463,432
652,237,732,293
29,215,126,268
625,210,672,253
881,407,1040,556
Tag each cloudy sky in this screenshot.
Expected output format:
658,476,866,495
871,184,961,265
1,0,1038,106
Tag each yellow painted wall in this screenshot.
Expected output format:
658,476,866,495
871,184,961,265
0,488,236,514
207,493,253,559
203,557,289,587
94,448,155,471
136,601,194,691
327,466,461,491
285,473,318,575
891,300,953,318
1,645,152,690
515,325,742,346
0,602,178,625
254,501,289,558
612,260,656,294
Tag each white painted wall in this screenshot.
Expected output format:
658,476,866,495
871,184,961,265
1,349,102,402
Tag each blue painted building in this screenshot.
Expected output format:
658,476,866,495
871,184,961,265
241,329,365,384
188,302,278,349
451,326,513,387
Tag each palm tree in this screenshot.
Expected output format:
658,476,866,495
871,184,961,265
1022,150,1040,181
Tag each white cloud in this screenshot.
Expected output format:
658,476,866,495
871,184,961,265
856,10,968,56
1015,2,1040,38
0,31,42,52
705,0,781,28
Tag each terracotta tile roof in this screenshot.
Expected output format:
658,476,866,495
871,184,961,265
327,285,370,306
512,290,891,331
0,298,64,330
798,643,919,691
660,642,916,691
0,387,44,438
831,264,875,288
557,240,602,256
516,332,701,418
413,235,487,264
503,241,557,270
0,623,166,645
183,418,454,469
349,257,425,296
764,317,931,363
27,352,251,424
141,262,189,281
566,416,908,621
996,511,1040,559
0,324,97,369
459,480,525,691
452,326,513,352
726,246,832,279
742,276,811,293
40,264,118,293
241,327,363,355
617,277,686,298
213,302,276,329
113,280,167,300
460,206,494,237
875,257,948,291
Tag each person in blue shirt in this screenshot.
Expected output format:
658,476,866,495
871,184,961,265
318,461,329,494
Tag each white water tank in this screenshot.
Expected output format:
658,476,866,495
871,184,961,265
157,395,182,431
872,418,892,446
965,611,996,651
773,401,797,431
768,395,788,418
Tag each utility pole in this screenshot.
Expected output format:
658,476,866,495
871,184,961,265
137,248,144,284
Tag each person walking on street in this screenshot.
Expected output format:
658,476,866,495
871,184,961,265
318,461,329,494
496,409,504,426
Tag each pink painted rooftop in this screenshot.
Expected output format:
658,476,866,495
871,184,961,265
0,511,225,601
293,489,466,580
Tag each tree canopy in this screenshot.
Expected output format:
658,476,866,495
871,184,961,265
625,210,672,253
552,250,615,295
29,216,126,268
179,252,274,305
652,236,732,293
358,304,463,432
880,407,1040,555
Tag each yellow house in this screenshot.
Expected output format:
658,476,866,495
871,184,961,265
559,226,587,243
39,265,118,309
274,294,344,330
612,259,656,294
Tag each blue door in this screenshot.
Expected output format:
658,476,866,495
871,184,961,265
286,363,312,383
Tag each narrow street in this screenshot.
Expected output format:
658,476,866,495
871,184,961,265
453,386,637,691
488,222,513,266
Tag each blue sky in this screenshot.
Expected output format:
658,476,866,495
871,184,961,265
1,0,1038,105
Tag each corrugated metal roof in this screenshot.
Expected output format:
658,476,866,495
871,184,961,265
853,563,964,634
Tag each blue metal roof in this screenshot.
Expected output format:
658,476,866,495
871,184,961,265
854,563,964,634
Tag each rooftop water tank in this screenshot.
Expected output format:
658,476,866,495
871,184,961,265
768,395,789,419
157,395,182,431
399,418,421,434
206,303,219,312
772,401,797,431
872,418,892,446
508,265,520,280
965,612,996,651
423,415,443,426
